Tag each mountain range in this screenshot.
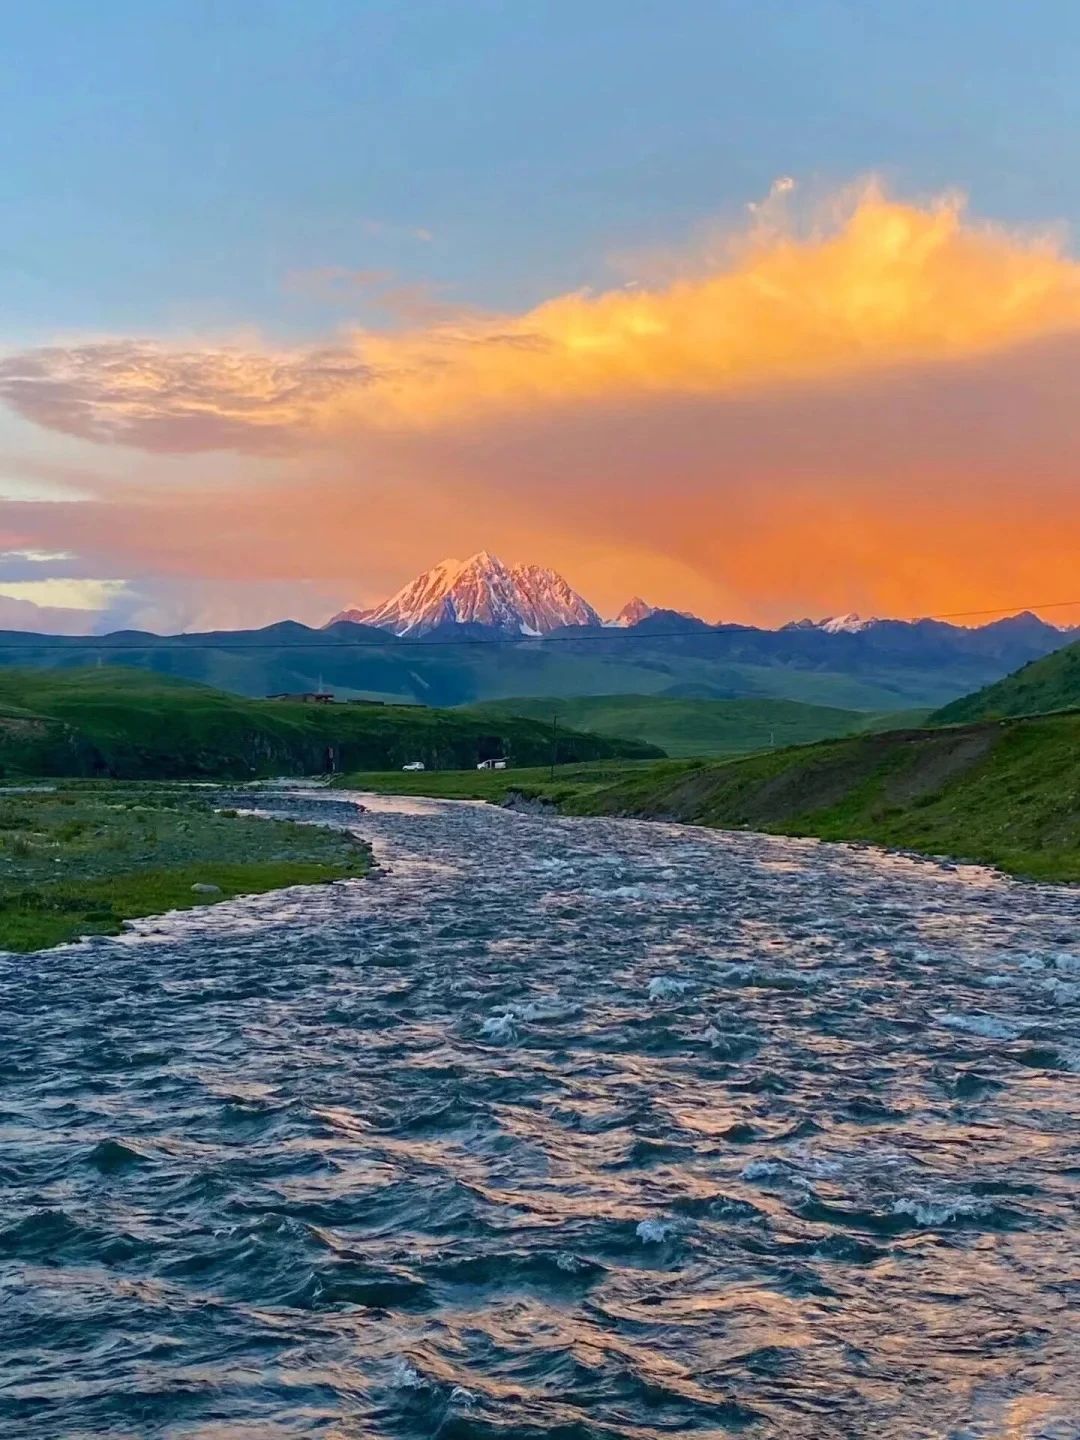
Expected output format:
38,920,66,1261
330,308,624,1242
0,551,1074,713
332,551,1065,646
331,549,807,637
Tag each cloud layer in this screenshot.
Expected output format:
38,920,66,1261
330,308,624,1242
0,343,373,452
3,182,1080,628
4,185,1080,454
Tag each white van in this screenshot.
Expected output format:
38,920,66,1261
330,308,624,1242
476,758,508,771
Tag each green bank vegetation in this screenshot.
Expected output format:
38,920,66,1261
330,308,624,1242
0,783,371,952
0,669,652,950
4,649,1079,953
341,712,1080,883
337,759,663,804
932,637,1080,724
0,667,660,781
461,693,926,758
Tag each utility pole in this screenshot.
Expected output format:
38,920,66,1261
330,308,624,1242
550,712,558,781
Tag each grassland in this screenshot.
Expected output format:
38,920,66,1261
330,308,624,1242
0,667,660,781
461,693,926,758
0,626,994,712
341,712,1080,883
932,638,1080,724
0,783,372,952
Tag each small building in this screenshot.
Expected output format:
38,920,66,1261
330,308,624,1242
267,691,336,704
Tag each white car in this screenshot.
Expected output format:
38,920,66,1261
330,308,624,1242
401,761,425,772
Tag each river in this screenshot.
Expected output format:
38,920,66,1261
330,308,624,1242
1,788,1078,1438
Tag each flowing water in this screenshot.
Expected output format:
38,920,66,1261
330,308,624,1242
2,789,1079,1439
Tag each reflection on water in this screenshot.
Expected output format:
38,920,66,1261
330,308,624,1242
1,789,1078,1438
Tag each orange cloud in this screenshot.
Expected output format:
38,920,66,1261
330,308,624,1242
348,184,1080,430
4,180,1080,630
8,327,1080,628
4,183,1080,452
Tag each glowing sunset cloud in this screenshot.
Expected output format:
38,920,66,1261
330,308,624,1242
350,185,1080,430
3,184,1080,452
4,182,1080,629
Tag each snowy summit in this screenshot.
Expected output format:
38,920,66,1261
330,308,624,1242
785,612,880,634
816,613,879,634
330,551,602,636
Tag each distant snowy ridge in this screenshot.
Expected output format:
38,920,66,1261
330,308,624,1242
785,612,880,634
818,612,879,634
607,597,656,628
332,554,1076,641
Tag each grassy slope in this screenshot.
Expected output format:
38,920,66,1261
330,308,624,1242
462,693,925,758
0,783,372,952
456,647,963,711
337,759,665,804
343,713,1080,883
565,715,1080,881
0,668,660,780
932,639,1080,724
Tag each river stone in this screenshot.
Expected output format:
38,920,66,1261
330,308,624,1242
190,882,222,894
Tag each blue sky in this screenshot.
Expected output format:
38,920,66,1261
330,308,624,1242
3,0,1080,633
3,0,1079,341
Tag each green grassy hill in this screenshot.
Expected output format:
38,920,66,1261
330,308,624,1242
561,715,1080,881
932,638,1080,724
462,693,926,758
0,668,661,780
452,649,953,711
344,712,1080,883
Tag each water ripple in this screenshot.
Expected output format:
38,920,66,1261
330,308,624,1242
1,789,1078,1438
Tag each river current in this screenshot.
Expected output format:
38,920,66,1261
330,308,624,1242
1,789,1078,1439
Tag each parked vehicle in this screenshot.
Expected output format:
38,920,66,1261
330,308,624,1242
476,758,508,771
402,760,426,772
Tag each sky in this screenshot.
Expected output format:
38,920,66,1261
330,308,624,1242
3,0,1080,633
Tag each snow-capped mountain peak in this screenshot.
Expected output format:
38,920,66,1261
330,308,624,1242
817,612,878,634
607,597,656,628
329,552,602,636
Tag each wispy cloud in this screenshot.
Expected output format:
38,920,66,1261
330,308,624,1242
282,265,395,299
0,458,97,502
1,548,74,564
0,593,106,635
0,578,128,610
0,341,373,452
360,218,433,243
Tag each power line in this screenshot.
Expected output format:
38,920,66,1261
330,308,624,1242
925,598,1080,620
0,600,1077,653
